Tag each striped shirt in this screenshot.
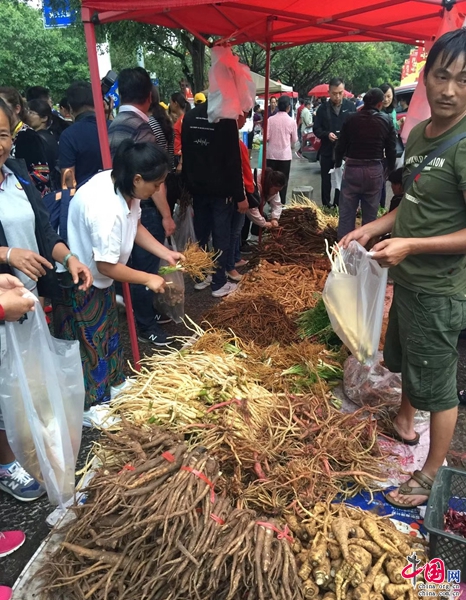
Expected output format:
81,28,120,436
149,116,174,169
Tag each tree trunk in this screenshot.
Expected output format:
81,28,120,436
191,37,206,93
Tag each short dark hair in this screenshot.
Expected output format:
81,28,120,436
329,77,344,89
380,82,396,110
277,95,290,111
27,99,52,127
304,99,311,107
388,167,403,186
66,81,94,112
254,103,260,111
118,68,152,105
112,139,169,197
363,87,385,109
26,86,50,102
59,97,70,111
0,97,14,132
425,28,466,78
0,87,26,121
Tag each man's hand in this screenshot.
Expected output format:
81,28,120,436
7,249,53,282
329,133,338,142
67,257,93,291
339,227,374,249
0,274,24,294
162,216,176,238
237,199,249,214
144,274,166,294
0,287,36,321
370,237,412,267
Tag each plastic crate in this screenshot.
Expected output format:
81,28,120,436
424,466,466,581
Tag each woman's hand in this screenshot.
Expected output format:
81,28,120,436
270,219,279,228
67,257,93,291
263,222,273,230
7,248,53,281
164,250,185,267
0,273,24,294
144,274,166,294
0,287,36,321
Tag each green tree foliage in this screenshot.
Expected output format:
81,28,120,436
0,0,89,99
237,41,412,96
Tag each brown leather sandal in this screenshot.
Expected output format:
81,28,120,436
384,470,434,509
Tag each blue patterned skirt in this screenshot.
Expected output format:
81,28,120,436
53,283,125,409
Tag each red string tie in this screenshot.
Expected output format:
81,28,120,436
181,466,216,503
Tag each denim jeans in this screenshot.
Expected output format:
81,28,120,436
226,211,246,272
192,195,234,291
337,160,384,240
129,202,166,333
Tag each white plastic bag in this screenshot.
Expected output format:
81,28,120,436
207,46,256,123
173,204,196,251
154,240,185,324
343,353,402,408
322,241,388,365
0,303,84,507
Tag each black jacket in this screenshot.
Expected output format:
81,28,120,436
334,108,397,172
313,98,356,158
0,158,64,298
182,102,244,203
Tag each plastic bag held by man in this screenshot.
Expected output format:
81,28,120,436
322,241,388,365
0,303,84,507
207,46,256,123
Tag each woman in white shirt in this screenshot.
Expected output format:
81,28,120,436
54,140,183,425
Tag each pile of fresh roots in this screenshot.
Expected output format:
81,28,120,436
288,502,428,600
253,203,337,267
39,423,303,600
110,328,390,511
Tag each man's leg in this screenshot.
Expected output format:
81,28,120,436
0,431,14,465
360,162,384,227
211,198,235,291
192,194,213,249
320,155,333,207
337,165,362,240
129,204,166,334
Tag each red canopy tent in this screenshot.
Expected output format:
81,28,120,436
308,84,354,98
80,0,465,367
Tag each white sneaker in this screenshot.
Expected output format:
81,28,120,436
83,404,120,429
110,379,134,399
212,282,238,298
194,275,212,291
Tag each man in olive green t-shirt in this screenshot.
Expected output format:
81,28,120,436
341,29,466,509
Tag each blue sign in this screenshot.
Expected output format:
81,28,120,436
106,80,120,110
43,0,76,29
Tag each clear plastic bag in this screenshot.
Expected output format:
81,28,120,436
0,303,84,507
154,240,185,324
343,353,402,408
322,241,388,365
207,46,256,123
173,204,196,251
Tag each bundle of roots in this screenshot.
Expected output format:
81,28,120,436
39,423,303,600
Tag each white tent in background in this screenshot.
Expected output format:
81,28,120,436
250,72,293,95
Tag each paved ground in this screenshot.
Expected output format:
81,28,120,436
2,154,466,588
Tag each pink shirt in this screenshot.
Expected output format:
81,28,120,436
267,112,298,161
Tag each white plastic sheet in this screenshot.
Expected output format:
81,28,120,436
207,46,256,123
322,241,388,365
0,303,84,507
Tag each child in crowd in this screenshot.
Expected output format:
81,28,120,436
388,167,403,212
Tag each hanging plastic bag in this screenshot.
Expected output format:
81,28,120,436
343,353,402,408
173,203,196,251
0,302,84,507
207,46,256,123
322,241,388,365
154,239,185,324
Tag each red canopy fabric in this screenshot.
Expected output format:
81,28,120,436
82,0,466,47
308,84,354,98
